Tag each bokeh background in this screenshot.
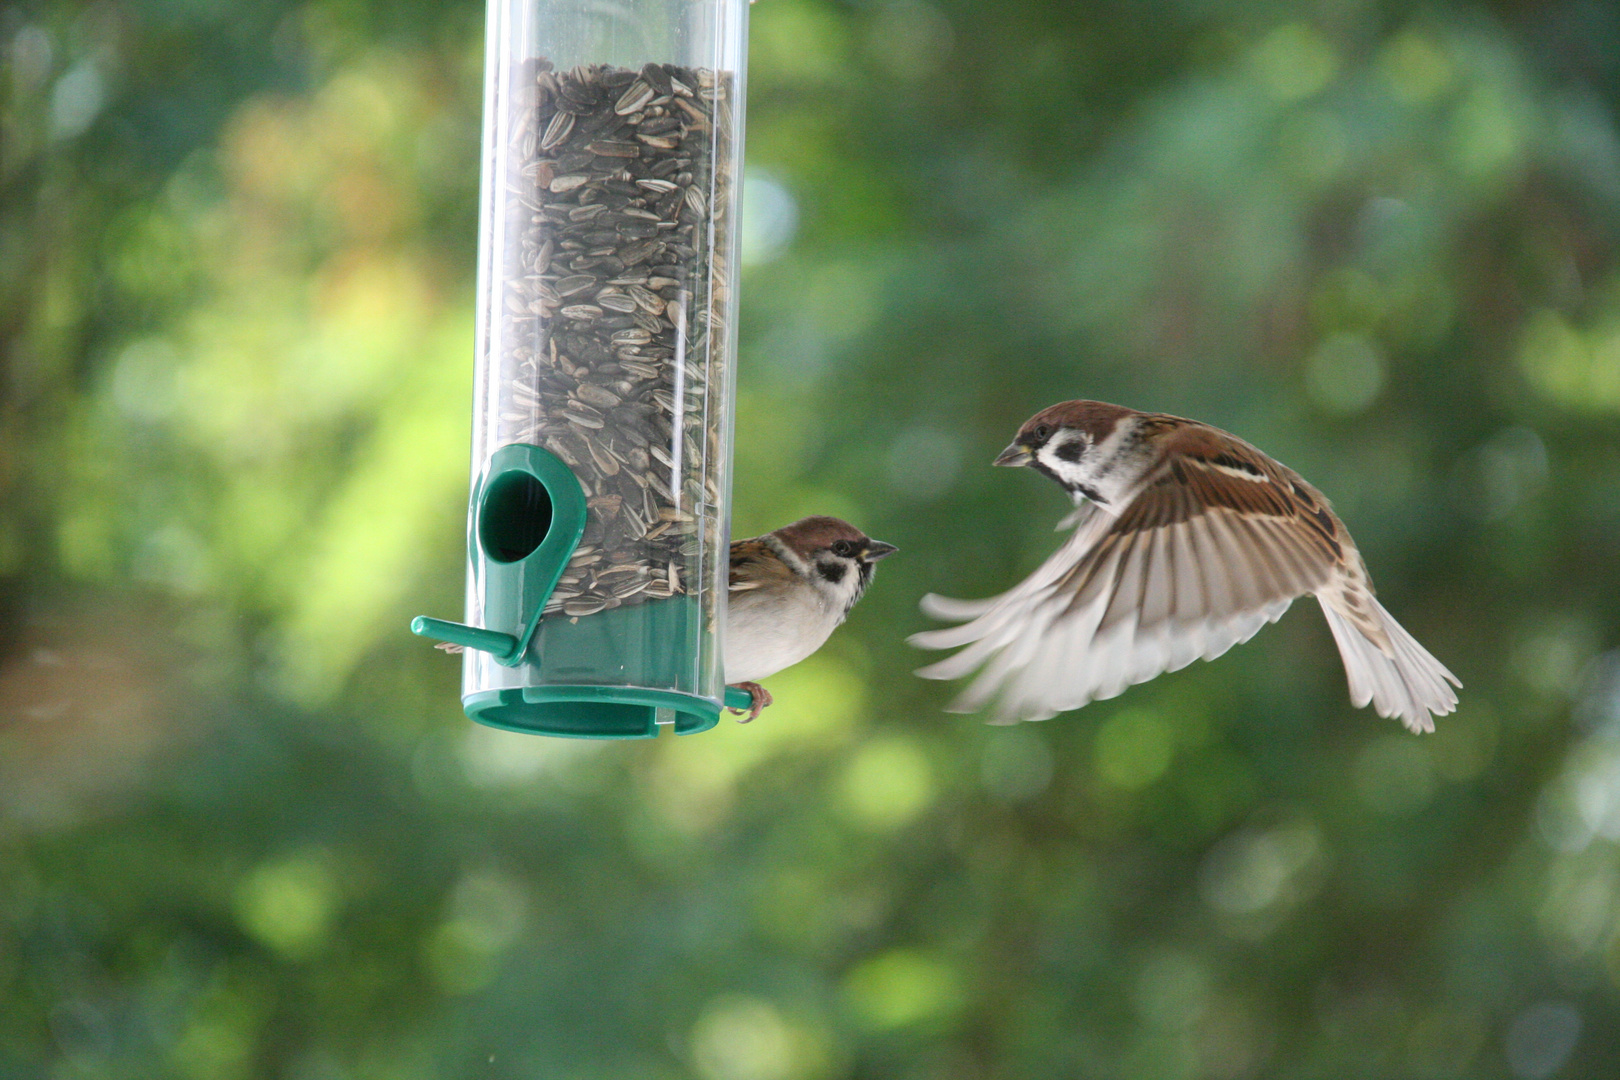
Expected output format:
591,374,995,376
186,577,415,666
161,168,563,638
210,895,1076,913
5,0,1620,1076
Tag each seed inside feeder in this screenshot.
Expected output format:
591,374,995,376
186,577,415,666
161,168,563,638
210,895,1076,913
496,58,735,621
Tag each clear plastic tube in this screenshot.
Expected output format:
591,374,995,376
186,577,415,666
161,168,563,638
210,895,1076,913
458,0,747,737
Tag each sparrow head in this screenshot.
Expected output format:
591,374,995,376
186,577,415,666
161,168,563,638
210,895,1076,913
769,516,898,614
994,400,1143,506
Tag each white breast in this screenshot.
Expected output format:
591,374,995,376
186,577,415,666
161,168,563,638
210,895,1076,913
724,582,843,683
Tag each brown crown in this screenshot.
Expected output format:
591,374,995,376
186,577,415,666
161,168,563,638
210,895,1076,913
1017,400,1135,443
769,516,870,559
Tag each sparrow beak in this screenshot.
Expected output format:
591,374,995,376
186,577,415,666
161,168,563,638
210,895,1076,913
993,441,1033,467
861,540,898,563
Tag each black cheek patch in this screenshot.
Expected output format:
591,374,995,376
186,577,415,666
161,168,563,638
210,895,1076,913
818,561,847,585
1055,439,1088,463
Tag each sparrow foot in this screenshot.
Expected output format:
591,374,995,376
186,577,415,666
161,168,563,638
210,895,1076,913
434,642,466,654
727,682,773,723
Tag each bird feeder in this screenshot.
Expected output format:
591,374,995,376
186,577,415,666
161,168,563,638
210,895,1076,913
412,0,750,737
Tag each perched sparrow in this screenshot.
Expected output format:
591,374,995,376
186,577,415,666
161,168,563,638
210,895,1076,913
726,516,897,721
910,401,1459,732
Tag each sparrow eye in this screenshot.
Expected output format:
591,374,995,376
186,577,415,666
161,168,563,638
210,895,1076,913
1031,424,1052,443
830,540,855,558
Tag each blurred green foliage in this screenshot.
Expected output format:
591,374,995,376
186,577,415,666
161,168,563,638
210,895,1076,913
4,0,1620,1077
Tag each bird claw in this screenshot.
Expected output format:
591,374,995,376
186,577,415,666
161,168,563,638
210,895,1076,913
726,682,773,723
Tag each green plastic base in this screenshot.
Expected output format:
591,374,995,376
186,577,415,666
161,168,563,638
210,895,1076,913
457,598,755,739
466,685,721,739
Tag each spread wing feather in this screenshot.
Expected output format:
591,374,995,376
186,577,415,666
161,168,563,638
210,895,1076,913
913,443,1348,724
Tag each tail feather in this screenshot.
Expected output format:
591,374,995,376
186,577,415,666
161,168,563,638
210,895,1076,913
1319,596,1459,733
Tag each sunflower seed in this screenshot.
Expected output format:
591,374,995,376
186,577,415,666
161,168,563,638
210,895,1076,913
563,408,605,430
618,239,660,266
588,140,642,158
541,110,575,150
628,285,666,315
614,80,655,115
640,63,672,95
575,383,622,408
613,577,651,599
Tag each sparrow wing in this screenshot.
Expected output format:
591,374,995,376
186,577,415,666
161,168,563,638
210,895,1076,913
729,538,785,593
917,502,1109,630
911,430,1345,723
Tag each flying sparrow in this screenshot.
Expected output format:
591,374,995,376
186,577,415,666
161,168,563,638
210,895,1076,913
726,516,897,721
910,401,1459,732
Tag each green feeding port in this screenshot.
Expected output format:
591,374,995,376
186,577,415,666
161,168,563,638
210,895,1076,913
411,443,585,667
412,442,743,738
481,470,552,563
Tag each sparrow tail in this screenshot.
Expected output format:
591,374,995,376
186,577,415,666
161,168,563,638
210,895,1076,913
1319,596,1460,734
